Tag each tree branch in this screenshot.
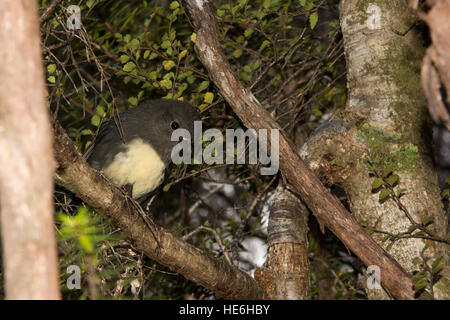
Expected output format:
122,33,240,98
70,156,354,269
52,122,266,300
184,0,415,300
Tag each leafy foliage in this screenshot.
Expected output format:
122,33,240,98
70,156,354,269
40,0,347,299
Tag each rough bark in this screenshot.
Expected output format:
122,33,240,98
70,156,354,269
256,184,311,299
53,123,266,300
184,0,415,299
0,0,60,299
301,0,449,299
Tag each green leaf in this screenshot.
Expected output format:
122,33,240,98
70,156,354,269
382,165,394,178
91,115,101,127
169,1,179,10
161,40,171,49
441,188,449,199
259,40,270,51
412,271,426,283
179,50,188,59
204,92,214,104
244,28,254,38
379,189,390,202
253,10,266,20
233,48,243,58
304,1,315,10
240,72,251,82
412,257,422,265
397,188,406,198
197,80,210,92
299,0,307,6
128,97,138,106
386,174,399,186
159,79,172,89
81,129,92,136
231,4,242,15
414,278,428,291
120,55,130,64
172,8,180,16
47,76,56,83
79,235,94,253
96,106,105,116
169,30,177,42
47,64,56,74
309,12,318,30
371,177,384,190
129,39,140,51
407,225,418,233
163,60,176,71
243,65,252,73
421,215,434,226
198,103,208,112
187,75,196,84
421,242,430,254
86,0,95,8
252,60,261,70
123,61,136,72
432,256,444,275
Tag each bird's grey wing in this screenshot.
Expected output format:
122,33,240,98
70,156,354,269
83,115,114,158
85,118,124,170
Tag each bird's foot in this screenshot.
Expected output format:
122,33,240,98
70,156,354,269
122,183,134,199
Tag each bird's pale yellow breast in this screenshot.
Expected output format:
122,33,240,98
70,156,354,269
104,138,165,199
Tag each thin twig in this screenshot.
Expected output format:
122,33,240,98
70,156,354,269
183,226,232,265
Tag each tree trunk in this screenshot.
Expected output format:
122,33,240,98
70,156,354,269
301,0,449,299
184,0,415,299
0,0,60,299
256,184,311,299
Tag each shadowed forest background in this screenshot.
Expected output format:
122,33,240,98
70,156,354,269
0,0,448,300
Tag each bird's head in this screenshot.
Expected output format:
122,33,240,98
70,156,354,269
136,100,201,163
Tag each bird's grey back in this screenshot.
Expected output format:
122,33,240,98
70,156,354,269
86,99,199,170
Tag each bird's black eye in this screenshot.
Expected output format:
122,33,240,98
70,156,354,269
171,121,179,130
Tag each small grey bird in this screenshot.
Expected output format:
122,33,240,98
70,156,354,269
86,99,200,202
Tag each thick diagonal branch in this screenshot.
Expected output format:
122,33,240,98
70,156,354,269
53,122,266,300
184,0,414,300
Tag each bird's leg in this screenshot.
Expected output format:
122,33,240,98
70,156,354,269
145,194,157,212
122,183,134,198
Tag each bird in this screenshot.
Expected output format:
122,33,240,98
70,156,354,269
85,99,200,203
